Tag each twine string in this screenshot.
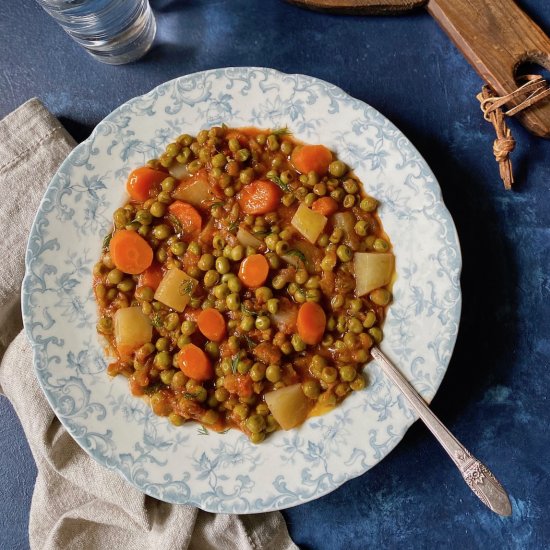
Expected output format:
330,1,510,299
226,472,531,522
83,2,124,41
477,74,550,190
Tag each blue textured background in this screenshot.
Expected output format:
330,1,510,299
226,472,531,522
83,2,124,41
1,1,549,548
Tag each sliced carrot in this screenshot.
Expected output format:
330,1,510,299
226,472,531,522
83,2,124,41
138,263,163,290
238,254,270,288
197,308,227,342
296,301,326,345
168,200,202,240
109,230,153,275
126,167,167,202
311,196,339,216
177,344,213,381
290,144,333,175
237,180,282,215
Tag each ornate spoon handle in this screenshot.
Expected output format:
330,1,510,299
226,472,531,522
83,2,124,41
370,347,512,516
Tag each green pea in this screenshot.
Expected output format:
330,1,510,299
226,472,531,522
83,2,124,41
255,315,271,330
171,372,188,391
343,179,358,194
212,235,225,250
350,375,367,391
215,256,230,274
266,134,279,151
343,194,356,208
176,147,191,164
336,245,353,262
368,326,383,343
159,369,175,386
266,252,281,270
97,316,113,334
307,171,319,186
348,298,363,314
313,182,327,196
204,270,220,288
165,142,181,157
240,315,255,331
227,137,240,152
343,332,357,348
264,233,279,250
170,241,187,256
226,293,241,311
198,254,215,271
113,207,130,228
360,196,378,212
237,360,251,375
154,351,172,370
159,176,175,193
330,187,345,202
150,201,166,218
155,337,170,352
304,192,316,207
354,220,369,236
181,320,196,336
95,283,107,300
187,241,201,255
363,311,377,328
152,224,171,240
227,276,242,293
246,414,266,433
302,379,321,399
250,362,266,381
316,234,329,248
136,209,153,225
159,153,173,168
370,288,392,306
291,334,306,352
329,160,348,177
329,228,343,244
348,317,363,334
236,148,250,162
281,341,293,355
117,278,135,292
272,274,286,290
373,238,390,252
321,366,338,384
163,312,179,331
168,412,184,426
260,363,282,384
156,248,168,263
321,255,336,272
282,193,296,207
306,289,321,302
188,266,202,279
187,159,203,174
292,269,306,285
212,283,229,300
339,365,357,382
157,191,172,204
230,245,244,262
211,153,227,168
267,298,279,314
294,287,306,303
205,341,219,358
255,286,273,303
107,269,124,285
275,240,289,256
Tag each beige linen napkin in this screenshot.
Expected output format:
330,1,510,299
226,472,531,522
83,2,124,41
0,99,297,550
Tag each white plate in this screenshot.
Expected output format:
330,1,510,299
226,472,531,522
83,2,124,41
22,67,461,513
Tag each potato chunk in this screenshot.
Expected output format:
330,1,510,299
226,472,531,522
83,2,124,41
114,307,152,359
172,172,214,207
237,227,262,249
265,383,310,430
354,252,394,296
154,268,197,312
291,204,328,244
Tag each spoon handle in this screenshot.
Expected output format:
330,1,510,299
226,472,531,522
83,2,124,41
370,347,512,516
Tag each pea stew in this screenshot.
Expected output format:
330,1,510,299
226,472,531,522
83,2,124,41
94,126,394,443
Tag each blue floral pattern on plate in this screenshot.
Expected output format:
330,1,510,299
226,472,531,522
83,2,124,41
22,67,461,513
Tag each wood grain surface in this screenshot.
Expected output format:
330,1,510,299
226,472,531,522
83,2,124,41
427,0,550,137
285,0,426,15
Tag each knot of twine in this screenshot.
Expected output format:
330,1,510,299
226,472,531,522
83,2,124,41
477,75,550,190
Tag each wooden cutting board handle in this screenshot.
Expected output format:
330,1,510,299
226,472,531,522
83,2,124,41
287,0,550,137
285,0,426,14
427,0,550,138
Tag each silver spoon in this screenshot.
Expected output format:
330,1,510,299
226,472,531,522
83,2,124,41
370,346,512,516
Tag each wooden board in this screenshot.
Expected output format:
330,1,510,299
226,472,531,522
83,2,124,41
285,0,426,15
286,0,550,137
